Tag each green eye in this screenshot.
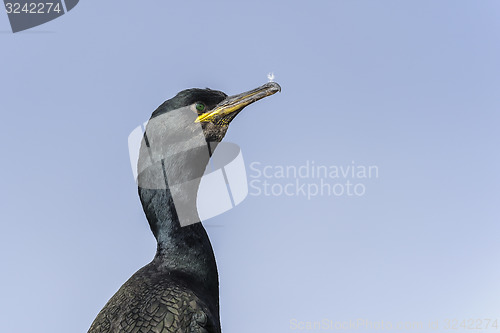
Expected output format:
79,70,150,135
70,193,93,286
195,103,205,112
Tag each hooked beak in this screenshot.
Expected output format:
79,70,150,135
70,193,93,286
195,82,281,124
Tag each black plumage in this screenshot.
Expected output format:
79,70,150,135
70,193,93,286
88,82,281,333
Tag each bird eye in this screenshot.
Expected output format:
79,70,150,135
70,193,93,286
195,103,205,112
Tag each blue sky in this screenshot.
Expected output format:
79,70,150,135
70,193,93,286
1,1,499,332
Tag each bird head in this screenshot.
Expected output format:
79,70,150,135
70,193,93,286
194,82,281,142
148,81,281,144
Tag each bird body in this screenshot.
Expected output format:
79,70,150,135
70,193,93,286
88,82,281,333
89,188,221,333
88,256,218,333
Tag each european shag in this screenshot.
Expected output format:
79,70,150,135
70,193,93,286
88,82,281,333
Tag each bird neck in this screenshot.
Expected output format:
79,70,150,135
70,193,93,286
140,185,217,271
137,166,220,317
137,121,220,316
